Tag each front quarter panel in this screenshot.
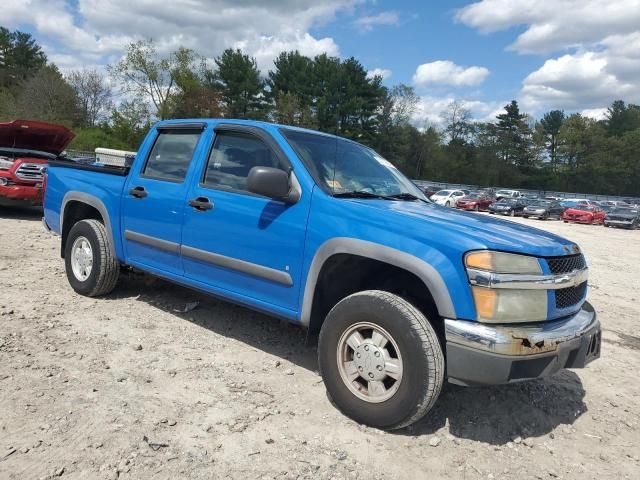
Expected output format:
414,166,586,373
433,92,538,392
300,191,477,324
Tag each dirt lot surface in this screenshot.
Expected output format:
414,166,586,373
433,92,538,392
1,207,638,480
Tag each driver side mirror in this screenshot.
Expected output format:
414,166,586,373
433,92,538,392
247,166,300,204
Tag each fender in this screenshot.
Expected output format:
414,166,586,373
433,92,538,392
61,191,117,257
301,237,457,326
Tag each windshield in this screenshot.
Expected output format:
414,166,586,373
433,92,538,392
529,200,551,207
282,129,426,200
574,204,595,211
434,190,452,196
611,208,638,214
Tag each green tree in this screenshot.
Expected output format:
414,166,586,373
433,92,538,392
267,51,314,108
67,68,113,127
109,40,198,119
105,98,152,150
0,27,47,88
15,65,78,125
539,109,565,172
605,100,640,137
494,100,534,171
214,48,266,119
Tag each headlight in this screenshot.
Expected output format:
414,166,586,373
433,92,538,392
0,158,14,170
465,250,547,323
465,250,541,274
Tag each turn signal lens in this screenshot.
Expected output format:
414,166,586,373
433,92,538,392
465,251,494,270
472,287,496,319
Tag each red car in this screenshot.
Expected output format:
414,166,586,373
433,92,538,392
0,119,74,207
455,193,494,211
562,204,606,225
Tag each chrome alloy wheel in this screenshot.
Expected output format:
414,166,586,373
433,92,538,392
70,236,93,281
337,322,403,403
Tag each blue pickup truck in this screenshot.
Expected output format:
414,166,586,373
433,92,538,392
43,119,601,430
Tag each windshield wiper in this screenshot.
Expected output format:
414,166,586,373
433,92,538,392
333,191,429,203
386,192,429,203
333,191,392,200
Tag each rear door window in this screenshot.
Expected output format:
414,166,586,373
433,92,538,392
142,130,202,182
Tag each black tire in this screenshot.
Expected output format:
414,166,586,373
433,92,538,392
541,212,549,220
64,219,119,297
474,205,479,212
318,290,444,430
523,215,528,219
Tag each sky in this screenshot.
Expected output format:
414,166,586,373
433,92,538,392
2,0,640,125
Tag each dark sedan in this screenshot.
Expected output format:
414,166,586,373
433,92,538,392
488,198,527,216
522,200,565,220
604,207,640,229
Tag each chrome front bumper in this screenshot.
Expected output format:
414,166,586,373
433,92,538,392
444,302,600,386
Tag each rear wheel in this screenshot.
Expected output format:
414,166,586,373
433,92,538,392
318,290,444,430
64,219,119,297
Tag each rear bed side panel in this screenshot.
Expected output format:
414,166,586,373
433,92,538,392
44,166,127,260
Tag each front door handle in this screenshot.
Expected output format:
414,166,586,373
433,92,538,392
129,186,148,199
188,196,214,211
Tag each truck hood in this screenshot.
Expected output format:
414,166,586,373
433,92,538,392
352,199,577,257
0,120,75,156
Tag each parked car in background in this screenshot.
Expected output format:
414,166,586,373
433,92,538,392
603,207,640,229
599,200,630,208
521,193,540,201
421,184,442,199
431,189,466,207
488,198,526,216
543,195,562,201
523,200,565,220
0,119,74,207
562,204,606,225
495,189,521,200
456,192,494,211
560,199,600,209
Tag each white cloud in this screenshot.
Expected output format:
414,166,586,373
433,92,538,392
0,0,360,73
412,96,505,126
455,0,640,113
455,0,640,54
520,33,640,112
366,68,392,80
353,11,400,32
581,108,609,120
412,60,490,87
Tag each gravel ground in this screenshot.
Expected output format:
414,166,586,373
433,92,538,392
0,206,638,480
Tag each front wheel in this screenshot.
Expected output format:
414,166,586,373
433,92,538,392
446,200,452,207
318,290,444,430
64,219,119,297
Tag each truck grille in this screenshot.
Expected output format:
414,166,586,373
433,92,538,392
555,281,587,309
15,163,45,182
546,254,586,274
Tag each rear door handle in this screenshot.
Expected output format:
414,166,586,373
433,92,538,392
188,196,214,211
129,186,148,199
